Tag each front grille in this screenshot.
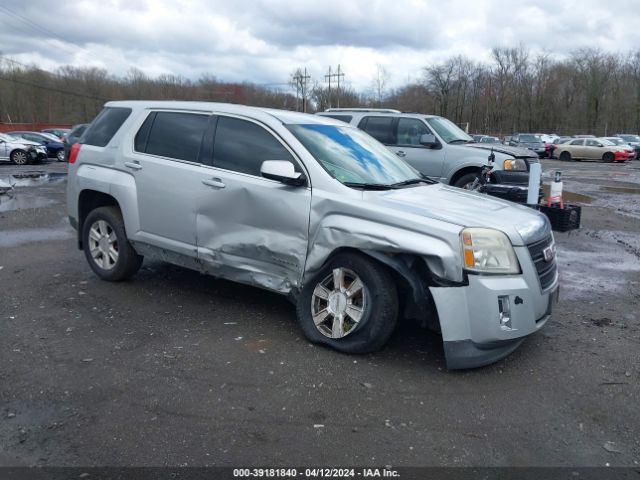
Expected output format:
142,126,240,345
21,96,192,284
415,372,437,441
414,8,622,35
527,235,557,291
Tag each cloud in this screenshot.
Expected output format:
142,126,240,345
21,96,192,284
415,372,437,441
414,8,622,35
0,0,639,91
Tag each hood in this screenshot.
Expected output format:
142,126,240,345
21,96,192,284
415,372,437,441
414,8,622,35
468,143,538,159
365,183,550,246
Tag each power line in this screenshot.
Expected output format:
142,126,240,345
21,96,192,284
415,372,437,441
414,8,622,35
0,4,74,48
0,74,107,102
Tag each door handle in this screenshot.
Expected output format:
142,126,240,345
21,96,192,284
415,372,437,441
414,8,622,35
124,161,142,170
202,178,226,189
396,151,406,158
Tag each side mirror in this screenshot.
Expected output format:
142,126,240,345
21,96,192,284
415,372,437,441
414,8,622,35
260,160,306,186
597,143,604,147
419,133,437,147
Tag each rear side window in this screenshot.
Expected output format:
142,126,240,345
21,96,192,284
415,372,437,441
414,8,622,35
358,116,395,144
212,116,294,176
83,107,132,147
135,112,209,163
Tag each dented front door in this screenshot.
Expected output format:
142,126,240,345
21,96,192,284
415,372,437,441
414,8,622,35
195,115,312,293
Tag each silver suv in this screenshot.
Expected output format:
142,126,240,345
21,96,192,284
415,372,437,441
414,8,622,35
67,101,559,369
317,109,539,203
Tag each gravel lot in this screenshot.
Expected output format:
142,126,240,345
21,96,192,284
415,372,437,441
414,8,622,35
0,158,639,467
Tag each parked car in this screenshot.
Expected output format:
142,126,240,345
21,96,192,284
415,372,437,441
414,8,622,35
603,137,636,159
0,133,48,164
508,134,547,158
615,134,640,159
42,128,71,140
63,123,89,161
8,131,65,161
550,137,572,158
67,101,559,369
474,135,501,144
554,138,632,162
316,109,540,204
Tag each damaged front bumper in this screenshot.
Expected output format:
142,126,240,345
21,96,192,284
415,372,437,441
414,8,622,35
429,246,559,369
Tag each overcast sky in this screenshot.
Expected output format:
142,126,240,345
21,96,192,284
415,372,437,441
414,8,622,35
1,0,639,93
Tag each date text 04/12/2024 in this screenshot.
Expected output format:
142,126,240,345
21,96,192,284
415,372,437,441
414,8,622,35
232,468,400,478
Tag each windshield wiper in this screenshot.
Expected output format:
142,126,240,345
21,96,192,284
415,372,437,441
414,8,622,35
449,139,472,144
343,182,393,190
390,177,437,187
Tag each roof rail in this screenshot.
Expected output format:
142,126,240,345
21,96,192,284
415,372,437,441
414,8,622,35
324,108,401,113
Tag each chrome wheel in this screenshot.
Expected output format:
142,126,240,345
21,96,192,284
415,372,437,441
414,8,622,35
88,220,119,270
12,151,28,165
56,149,65,162
311,267,367,339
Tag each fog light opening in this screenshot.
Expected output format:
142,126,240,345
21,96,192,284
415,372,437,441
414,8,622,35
498,295,512,329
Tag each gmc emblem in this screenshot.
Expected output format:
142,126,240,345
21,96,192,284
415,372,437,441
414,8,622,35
543,244,556,262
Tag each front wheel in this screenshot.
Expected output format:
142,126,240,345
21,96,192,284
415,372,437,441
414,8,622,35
602,152,614,163
82,206,143,281
296,253,398,354
453,172,480,189
559,151,571,161
10,150,29,165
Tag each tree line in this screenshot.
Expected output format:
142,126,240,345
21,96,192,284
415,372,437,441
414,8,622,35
2,47,640,136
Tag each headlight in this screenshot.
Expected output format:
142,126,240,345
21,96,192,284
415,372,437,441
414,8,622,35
503,158,527,170
461,228,520,274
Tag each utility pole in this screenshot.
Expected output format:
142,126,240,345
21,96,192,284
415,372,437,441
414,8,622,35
324,65,345,109
336,64,344,108
293,68,311,112
324,66,333,109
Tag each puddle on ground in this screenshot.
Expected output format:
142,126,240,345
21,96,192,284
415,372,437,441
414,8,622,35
0,225,74,248
0,171,67,189
542,185,593,204
602,186,640,194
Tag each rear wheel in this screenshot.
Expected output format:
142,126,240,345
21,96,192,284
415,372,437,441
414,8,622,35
559,151,571,161
296,253,398,354
602,152,614,163
82,206,143,281
453,172,480,189
10,150,29,165
55,149,65,162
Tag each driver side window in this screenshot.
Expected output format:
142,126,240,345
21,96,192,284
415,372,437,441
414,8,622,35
395,118,431,146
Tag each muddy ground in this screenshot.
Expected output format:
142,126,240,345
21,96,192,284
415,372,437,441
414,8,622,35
0,158,638,467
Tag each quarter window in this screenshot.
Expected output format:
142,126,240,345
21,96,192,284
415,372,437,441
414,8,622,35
83,107,132,147
212,116,294,176
138,111,209,163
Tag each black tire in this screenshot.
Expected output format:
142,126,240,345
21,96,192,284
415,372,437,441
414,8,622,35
55,149,65,162
10,149,30,165
559,151,571,161
453,172,480,189
82,206,143,281
296,253,398,354
602,152,614,163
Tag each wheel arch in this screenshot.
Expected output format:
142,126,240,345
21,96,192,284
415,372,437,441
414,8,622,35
77,190,120,250
449,166,481,187
299,246,464,330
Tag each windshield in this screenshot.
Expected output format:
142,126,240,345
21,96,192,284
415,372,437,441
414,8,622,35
425,117,473,144
41,133,60,141
619,135,640,142
520,134,541,142
599,139,615,146
0,133,18,142
287,124,423,186
607,138,623,145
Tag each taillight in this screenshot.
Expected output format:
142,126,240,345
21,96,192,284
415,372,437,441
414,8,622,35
68,143,82,164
